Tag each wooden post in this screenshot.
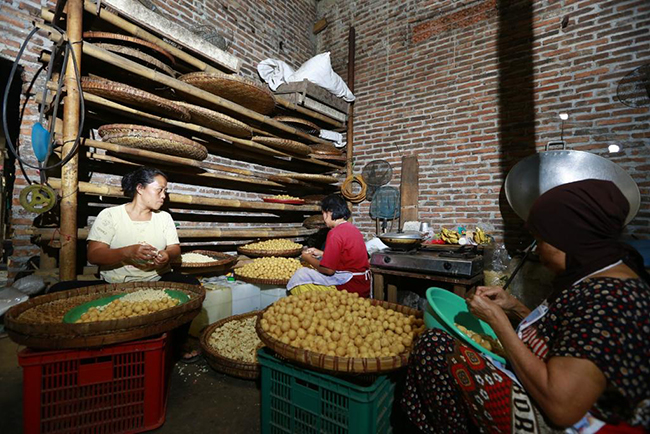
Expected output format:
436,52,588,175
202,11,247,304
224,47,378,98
346,27,356,219
400,155,419,226
59,0,83,281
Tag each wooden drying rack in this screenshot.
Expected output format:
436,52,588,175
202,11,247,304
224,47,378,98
34,0,352,280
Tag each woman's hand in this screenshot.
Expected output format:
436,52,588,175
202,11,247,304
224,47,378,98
303,247,323,257
123,243,158,264
466,292,508,326
474,286,531,320
153,250,170,267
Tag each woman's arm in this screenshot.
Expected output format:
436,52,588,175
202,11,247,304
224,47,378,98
87,240,157,266
301,250,335,275
153,244,180,267
468,296,607,427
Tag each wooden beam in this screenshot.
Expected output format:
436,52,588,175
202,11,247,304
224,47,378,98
400,155,419,224
313,18,328,35
30,227,318,240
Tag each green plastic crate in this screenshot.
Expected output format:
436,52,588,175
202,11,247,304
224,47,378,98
258,348,395,434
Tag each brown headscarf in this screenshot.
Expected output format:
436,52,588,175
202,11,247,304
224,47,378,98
526,179,649,292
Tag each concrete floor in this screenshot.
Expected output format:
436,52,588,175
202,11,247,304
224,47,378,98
0,334,260,434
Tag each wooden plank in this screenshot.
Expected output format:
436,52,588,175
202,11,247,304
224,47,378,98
400,155,419,225
100,0,242,73
370,266,483,286
313,18,328,35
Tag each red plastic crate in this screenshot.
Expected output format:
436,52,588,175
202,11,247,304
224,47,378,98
18,334,172,434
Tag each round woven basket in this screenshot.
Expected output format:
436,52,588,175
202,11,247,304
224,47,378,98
95,43,175,77
255,300,424,374
82,77,190,121
234,273,289,286
278,173,339,184
237,245,302,258
273,116,320,135
176,101,252,138
4,281,205,349
251,136,311,156
98,124,208,161
179,72,276,115
310,143,342,156
83,31,176,65
171,250,237,269
200,311,262,380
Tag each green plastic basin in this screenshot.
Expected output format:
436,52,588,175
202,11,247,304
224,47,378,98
425,287,506,364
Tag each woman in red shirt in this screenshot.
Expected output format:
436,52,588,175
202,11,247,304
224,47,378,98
287,195,370,297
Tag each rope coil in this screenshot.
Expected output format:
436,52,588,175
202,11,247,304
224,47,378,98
340,174,367,204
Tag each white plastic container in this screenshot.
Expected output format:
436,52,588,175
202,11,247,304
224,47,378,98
189,282,233,337
260,284,288,309
231,280,261,315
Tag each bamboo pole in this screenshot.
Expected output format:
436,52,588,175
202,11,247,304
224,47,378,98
85,151,290,190
274,97,344,129
346,26,356,180
48,178,321,212
59,0,83,281
31,226,317,240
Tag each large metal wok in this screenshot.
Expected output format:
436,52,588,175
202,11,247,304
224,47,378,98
505,149,640,225
379,231,423,251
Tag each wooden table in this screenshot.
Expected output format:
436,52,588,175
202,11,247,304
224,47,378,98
371,266,483,302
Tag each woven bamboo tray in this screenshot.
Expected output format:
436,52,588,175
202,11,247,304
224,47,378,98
81,77,190,121
252,136,311,156
273,116,320,135
179,72,276,115
177,101,252,138
200,311,262,380
83,31,175,65
171,250,237,269
4,281,205,349
310,143,342,155
95,43,175,77
255,300,423,374
98,124,208,161
234,273,289,286
237,245,302,258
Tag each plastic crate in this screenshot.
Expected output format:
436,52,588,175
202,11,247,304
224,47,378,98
18,334,171,434
258,348,394,434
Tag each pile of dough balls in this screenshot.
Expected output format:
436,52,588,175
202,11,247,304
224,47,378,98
268,194,301,200
243,239,302,252
260,290,426,358
208,316,262,363
455,323,505,357
75,290,179,323
236,257,301,280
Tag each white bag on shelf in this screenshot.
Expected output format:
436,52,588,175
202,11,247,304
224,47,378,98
288,52,355,102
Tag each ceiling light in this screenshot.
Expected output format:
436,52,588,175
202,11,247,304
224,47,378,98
608,144,620,153
559,113,569,120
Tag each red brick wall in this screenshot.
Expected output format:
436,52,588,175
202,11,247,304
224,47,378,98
318,0,650,250
0,0,318,274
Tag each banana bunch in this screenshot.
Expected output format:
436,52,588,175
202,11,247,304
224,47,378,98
440,228,460,244
473,227,489,245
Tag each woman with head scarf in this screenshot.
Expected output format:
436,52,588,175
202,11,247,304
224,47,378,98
401,179,649,433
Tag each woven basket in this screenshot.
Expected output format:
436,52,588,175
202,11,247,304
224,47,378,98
4,281,205,350
176,101,252,138
82,77,190,121
256,300,423,374
273,116,320,135
200,311,262,380
237,245,302,258
302,214,326,229
310,143,342,155
171,250,237,269
278,173,339,184
98,124,208,161
179,72,276,115
83,31,175,65
252,136,311,156
234,274,289,286
95,43,175,77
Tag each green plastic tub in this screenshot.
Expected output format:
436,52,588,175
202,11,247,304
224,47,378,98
425,287,507,363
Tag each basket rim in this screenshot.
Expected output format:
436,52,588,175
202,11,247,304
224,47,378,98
94,43,175,77
83,31,176,65
272,115,320,134
234,274,289,286
237,245,302,258
200,311,262,376
171,250,237,268
176,101,253,138
251,136,311,156
255,300,423,374
278,173,339,184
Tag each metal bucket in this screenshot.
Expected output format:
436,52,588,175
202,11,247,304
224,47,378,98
505,149,640,225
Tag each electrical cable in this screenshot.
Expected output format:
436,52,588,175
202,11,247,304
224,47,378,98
1,25,86,184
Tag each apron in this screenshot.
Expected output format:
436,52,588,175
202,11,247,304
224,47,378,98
287,267,370,291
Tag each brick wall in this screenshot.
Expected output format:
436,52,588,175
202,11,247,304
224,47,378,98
0,0,318,275
318,0,650,251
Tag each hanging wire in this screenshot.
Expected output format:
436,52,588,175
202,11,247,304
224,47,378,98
2,25,86,184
